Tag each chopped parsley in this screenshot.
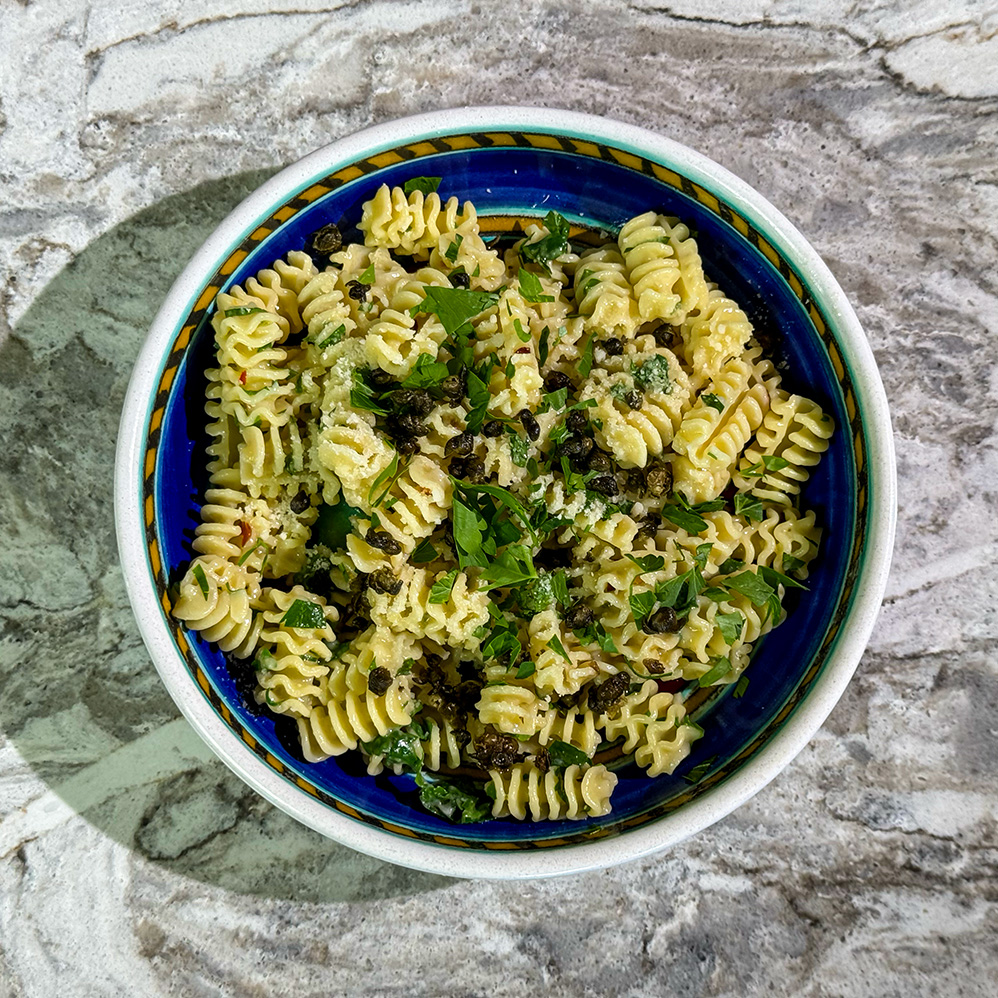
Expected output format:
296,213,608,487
428,569,459,604
280,598,326,630
409,286,499,339
733,492,765,522
715,611,744,645
517,267,554,303
519,210,571,269
222,306,266,317
633,354,672,393
547,739,590,768
403,176,441,196
312,496,364,550
191,562,209,600
701,392,724,413
401,353,449,388
411,538,437,564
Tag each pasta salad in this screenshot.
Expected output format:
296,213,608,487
172,178,833,824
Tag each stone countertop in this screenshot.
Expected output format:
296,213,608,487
1,2,997,995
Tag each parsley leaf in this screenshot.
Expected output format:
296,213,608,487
415,771,494,824
733,492,765,521
538,325,551,367
539,386,568,413
547,634,571,662
547,739,590,768
480,545,537,590
781,554,805,576
410,286,499,339
741,454,791,478
682,756,718,784
464,367,491,434
629,586,657,631
516,660,536,679
725,571,778,607
357,263,376,285
362,726,424,773
698,656,732,687
315,322,346,349
223,306,266,318
482,612,522,662
715,611,744,645
518,268,554,303
402,353,450,388
519,210,571,268
507,431,530,468
758,564,807,592
191,562,209,600
412,538,437,564
444,233,463,264
312,497,363,550
428,569,459,604
403,176,442,196
350,368,389,415
733,675,750,699
452,495,489,567
626,553,666,573
280,598,326,629
717,557,745,575
661,493,725,534
693,543,713,570
452,481,538,545
701,392,724,413
369,450,405,507
633,354,672,393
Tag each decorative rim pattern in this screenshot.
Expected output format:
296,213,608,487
116,107,895,878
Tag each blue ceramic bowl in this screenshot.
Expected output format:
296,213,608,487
115,108,895,878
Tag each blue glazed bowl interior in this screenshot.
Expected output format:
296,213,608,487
154,144,856,844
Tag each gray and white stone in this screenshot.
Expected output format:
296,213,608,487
1,1,997,995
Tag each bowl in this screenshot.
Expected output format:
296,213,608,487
114,106,895,879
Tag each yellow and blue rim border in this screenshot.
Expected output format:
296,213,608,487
141,130,868,850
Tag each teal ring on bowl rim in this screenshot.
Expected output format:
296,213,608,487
114,107,895,879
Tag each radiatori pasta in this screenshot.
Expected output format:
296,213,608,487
173,180,834,825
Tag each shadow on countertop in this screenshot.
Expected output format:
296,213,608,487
0,170,455,904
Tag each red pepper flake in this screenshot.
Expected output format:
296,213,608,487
239,370,247,384
236,520,252,545
514,346,531,354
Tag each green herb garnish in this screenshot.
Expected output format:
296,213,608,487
412,538,437,564
223,306,266,318
733,492,765,521
191,562,210,600
519,210,571,268
428,569,459,604
403,176,442,196
547,739,590,768
701,392,724,412
715,611,744,645
410,286,499,339
518,267,554,303
280,598,326,630
633,354,672,393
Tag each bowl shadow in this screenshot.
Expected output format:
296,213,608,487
0,170,455,903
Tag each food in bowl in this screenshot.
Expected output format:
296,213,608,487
170,178,833,825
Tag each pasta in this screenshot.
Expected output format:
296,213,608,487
173,179,834,825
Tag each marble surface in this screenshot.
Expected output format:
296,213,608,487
1,1,997,994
